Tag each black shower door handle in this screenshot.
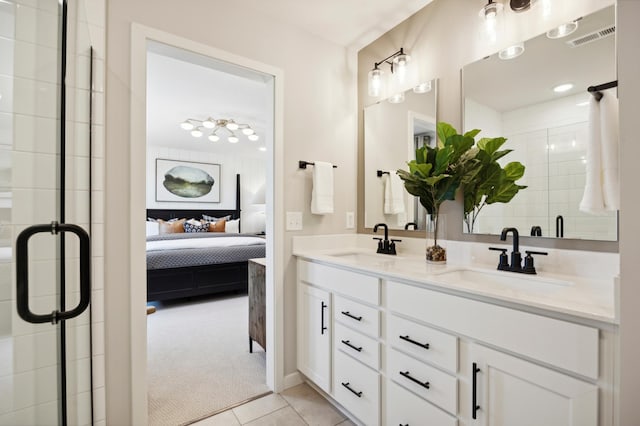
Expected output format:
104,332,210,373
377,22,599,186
16,222,91,324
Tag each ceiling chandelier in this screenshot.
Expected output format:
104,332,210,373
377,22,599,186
180,117,259,143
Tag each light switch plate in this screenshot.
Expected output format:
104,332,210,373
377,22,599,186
286,211,303,231
346,212,355,229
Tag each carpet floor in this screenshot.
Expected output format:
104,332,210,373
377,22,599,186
147,293,269,426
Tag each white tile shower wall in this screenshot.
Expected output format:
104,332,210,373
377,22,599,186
0,0,106,424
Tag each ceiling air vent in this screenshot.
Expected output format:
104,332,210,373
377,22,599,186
566,25,616,47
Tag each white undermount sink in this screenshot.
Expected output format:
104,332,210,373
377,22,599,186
327,251,399,266
434,268,573,288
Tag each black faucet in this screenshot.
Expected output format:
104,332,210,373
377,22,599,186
373,223,401,255
500,227,522,272
404,222,418,230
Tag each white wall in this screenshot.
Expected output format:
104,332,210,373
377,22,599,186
146,146,267,233
105,1,357,423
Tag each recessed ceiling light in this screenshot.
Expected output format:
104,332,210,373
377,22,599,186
553,83,573,93
546,21,578,39
498,43,525,60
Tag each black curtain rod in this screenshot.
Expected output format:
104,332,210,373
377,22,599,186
588,80,618,101
299,161,337,169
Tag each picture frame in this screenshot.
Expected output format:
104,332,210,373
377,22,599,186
155,159,221,203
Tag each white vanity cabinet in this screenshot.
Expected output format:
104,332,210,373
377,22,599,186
297,282,331,393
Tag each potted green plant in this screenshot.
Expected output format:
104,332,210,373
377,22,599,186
396,122,478,262
462,135,527,233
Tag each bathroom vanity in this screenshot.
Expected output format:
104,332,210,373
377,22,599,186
294,236,618,426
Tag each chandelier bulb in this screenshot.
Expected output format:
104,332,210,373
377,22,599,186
228,135,240,143
226,121,239,131
180,120,194,130
191,128,203,138
248,134,259,141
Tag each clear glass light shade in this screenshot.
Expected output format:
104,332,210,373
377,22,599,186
479,0,503,19
228,136,239,143
180,121,194,130
368,68,383,97
202,119,216,128
392,53,411,68
226,121,239,131
248,134,259,141
546,21,578,39
242,128,255,135
208,134,220,142
413,81,432,94
388,92,405,104
498,43,525,60
191,128,203,137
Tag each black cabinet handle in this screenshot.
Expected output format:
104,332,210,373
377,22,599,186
399,335,429,350
341,339,363,352
472,362,481,419
16,222,91,324
320,301,328,335
341,382,362,397
399,371,430,389
341,311,363,321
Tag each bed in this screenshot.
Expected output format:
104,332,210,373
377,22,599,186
146,174,266,301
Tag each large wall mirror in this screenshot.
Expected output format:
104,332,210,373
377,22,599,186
462,5,617,241
364,79,437,230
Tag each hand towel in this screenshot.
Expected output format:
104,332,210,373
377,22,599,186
599,91,619,210
384,172,405,214
579,91,620,214
311,161,334,214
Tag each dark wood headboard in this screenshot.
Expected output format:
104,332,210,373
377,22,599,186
147,174,241,228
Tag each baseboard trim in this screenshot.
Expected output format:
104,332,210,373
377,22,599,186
283,371,303,389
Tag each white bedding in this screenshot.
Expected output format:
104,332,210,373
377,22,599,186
146,236,265,252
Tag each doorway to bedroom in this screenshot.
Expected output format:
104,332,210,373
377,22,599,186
144,41,273,426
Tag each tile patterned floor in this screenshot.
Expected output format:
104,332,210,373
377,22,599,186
192,383,356,426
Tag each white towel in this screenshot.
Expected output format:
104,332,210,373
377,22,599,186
384,173,405,214
311,161,334,214
579,91,619,214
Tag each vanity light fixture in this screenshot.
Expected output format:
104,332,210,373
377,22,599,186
367,47,411,98
546,21,579,39
509,0,535,12
413,81,432,94
180,117,259,143
479,0,503,20
553,83,573,93
498,43,525,60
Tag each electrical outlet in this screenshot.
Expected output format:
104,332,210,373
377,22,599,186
286,211,303,231
346,211,355,229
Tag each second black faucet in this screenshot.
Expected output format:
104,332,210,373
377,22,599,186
373,223,401,255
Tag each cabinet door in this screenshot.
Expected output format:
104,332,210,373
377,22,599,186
470,344,597,426
297,283,331,392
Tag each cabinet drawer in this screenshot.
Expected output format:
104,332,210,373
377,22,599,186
334,322,380,370
386,379,457,426
388,314,457,373
334,295,380,337
298,260,379,305
387,282,599,379
388,348,457,415
334,349,380,426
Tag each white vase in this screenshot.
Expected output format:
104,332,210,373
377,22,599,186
426,213,446,263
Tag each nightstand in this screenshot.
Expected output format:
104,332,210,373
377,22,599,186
248,258,266,352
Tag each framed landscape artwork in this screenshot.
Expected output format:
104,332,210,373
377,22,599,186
155,159,221,203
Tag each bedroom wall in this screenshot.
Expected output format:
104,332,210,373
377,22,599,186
146,146,267,233
105,1,357,423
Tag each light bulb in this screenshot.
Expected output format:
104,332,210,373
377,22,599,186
368,68,383,97
180,120,194,130
191,128,203,137
248,134,259,141
388,92,405,104
413,81,432,94
546,21,578,39
202,119,216,129
228,135,239,143
242,128,255,135
226,121,239,131
498,43,525,60
208,134,220,142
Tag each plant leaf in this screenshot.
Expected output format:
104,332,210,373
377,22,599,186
464,129,481,139
437,122,457,147
503,161,525,181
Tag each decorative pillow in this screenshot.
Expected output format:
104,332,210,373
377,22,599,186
202,214,231,222
146,221,159,237
158,218,185,234
208,219,226,232
184,221,210,233
225,218,240,234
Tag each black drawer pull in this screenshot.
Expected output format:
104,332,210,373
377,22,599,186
341,311,363,321
472,362,481,419
341,382,363,397
399,335,430,350
341,339,363,352
321,301,328,335
399,371,430,389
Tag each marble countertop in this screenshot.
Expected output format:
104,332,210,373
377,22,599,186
294,246,617,326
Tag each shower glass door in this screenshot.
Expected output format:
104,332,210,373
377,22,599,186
1,0,93,424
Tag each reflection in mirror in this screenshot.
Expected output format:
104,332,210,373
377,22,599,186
462,5,617,241
364,79,437,230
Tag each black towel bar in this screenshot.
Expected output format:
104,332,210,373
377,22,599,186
299,160,337,169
